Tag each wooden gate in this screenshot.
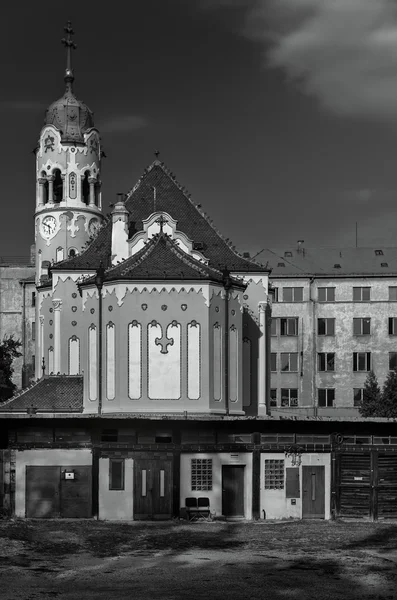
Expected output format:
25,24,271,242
26,466,92,518
222,465,245,517
302,465,325,518
134,458,173,520
335,451,397,520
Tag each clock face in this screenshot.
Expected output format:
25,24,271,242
88,218,100,236
41,215,57,239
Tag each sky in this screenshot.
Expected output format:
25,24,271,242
2,0,397,259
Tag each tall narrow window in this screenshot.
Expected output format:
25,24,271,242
82,171,90,204
353,388,364,407
270,353,277,372
32,321,35,341
270,388,277,407
318,352,335,372
389,318,397,335
271,318,277,336
88,325,97,401
389,352,397,371
389,287,397,301
31,292,36,307
53,169,63,203
187,321,201,400
213,323,222,400
68,336,80,375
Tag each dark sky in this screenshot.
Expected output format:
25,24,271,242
2,0,397,259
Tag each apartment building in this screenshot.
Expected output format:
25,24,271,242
257,245,397,418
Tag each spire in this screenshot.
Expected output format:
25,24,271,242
61,21,76,92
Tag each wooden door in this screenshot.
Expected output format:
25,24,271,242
336,453,371,518
134,459,173,520
302,465,325,518
26,466,60,518
60,466,92,518
222,465,245,517
375,453,397,519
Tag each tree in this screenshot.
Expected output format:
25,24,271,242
358,370,382,417
0,336,22,403
381,368,397,418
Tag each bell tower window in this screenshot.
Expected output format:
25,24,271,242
82,171,90,204
53,169,63,203
68,248,77,258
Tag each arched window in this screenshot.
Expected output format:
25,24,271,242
68,248,77,258
56,247,64,262
82,171,90,204
53,169,63,203
41,171,49,204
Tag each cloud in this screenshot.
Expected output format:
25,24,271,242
200,0,397,123
0,100,46,111
99,115,148,134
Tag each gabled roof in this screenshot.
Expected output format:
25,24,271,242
81,232,246,287
257,246,397,277
0,376,84,413
55,161,269,274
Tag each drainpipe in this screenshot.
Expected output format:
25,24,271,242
21,281,26,387
223,269,231,416
310,277,317,417
95,263,105,416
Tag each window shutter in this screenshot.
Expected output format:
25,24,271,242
285,467,300,498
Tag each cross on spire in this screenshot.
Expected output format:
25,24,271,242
155,214,168,234
154,150,160,159
61,21,76,89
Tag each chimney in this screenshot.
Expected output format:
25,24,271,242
297,240,304,254
111,194,129,265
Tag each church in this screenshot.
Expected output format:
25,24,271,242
0,23,396,522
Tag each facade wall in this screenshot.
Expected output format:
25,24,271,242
98,457,134,520
0,264,35,388
270,276,397,415
260,452,331,520
14,448,92,517
180,452,253,519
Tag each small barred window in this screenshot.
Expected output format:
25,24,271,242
191,458,213,491
265,459,284,490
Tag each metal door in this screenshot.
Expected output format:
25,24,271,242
134,459,173,520
302,465,325,518
222,465,245,517
26,466,60,518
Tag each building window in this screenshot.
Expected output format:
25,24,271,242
270,353,277,372
32,354,35,371
283,287,303,302
318,287,335,302
191,458,213,491
32,321,35,341
31,292,36,307
318,388,335,407
264,459,284,490
272,287,279,302
353,287,371,302
389,352,397,371
271,318,277,336
280,352,298,372
280,318,298,336
281,388,298,407
375,250,384,256
389,318,397,335
317,318,335,336
389,287,397,301
270,388,277,407
353,388,364,407
353,318,371,335
353,352,371,372
318,352,335,371
109,459,124,490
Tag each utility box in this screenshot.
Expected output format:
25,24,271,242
64,471,75,480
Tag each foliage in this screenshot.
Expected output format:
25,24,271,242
381,368,397,418
358,370,382,417
0,336,22,403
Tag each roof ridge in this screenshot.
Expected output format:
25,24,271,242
124,161,267,271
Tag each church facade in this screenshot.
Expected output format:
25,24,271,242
1,24,397,523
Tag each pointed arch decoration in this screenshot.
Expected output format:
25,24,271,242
106,322,116,400
243,337,252,407
88,324,97,401
48,346,54,375
68,335,80,375
213,322,222,401
187,320,200,400
148,321,181,399
128,320,142,400
229,325,238,403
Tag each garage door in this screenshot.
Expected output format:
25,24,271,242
336,453,371,518
26,466,92,518
377,454,397,519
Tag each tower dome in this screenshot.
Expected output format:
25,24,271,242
44,21,94,143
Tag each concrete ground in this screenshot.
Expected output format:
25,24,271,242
0,519,397,600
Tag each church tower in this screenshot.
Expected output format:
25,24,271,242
34,22,103,282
